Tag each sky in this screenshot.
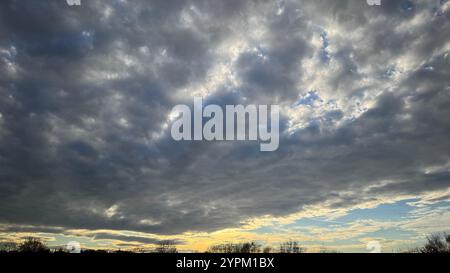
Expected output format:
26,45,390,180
0,0,449,252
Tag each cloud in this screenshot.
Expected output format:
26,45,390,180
0,0,449,250
92,233,183,245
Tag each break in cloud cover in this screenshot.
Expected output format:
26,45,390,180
0,0,449,252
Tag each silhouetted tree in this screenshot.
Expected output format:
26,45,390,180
155,240,177,253
207,241,261,253
18,237,49,253
241,242,261,253
81,249,109,254
420,233,450,253
0,242,18,252
130,247,151,253
279,240,305,253
263,246,272,253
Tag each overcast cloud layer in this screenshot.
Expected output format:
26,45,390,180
0,0,449,249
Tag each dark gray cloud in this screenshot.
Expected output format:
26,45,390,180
92,233,183,245
0,0,449,236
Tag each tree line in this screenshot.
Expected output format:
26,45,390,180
1,233,449,253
